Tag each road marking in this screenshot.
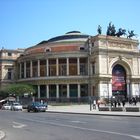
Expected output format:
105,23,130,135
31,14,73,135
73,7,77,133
48,122,140,140
71,120,86,123
23,118,140,140
12,121,26,128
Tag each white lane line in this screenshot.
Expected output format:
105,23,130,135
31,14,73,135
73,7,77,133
71,120,86,123
23,118,140,140
12,121,26,128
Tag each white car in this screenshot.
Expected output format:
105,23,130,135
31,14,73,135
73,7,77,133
2,104,12,110
11,102,23,111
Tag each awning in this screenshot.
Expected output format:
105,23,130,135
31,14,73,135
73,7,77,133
0,99,6,103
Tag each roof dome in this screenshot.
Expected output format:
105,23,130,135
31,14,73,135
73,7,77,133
38,31,89,45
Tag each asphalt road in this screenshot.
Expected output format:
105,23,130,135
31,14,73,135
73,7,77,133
0,110,140,140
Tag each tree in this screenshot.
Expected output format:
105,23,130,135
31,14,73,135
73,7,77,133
2,83,35,97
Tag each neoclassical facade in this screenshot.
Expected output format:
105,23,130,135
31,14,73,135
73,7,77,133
1,31,140,101
0,48,23,87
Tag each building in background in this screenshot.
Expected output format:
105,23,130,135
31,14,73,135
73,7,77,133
0,31,140,101
0,48,24,88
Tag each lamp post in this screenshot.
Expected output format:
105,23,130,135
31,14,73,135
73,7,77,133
127,79,130,102
88,36,92,111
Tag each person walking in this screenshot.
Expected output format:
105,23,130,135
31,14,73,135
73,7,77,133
122,98,125,107
93,100,96,109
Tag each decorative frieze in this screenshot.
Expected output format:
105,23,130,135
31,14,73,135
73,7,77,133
25,78,89,85
108,41,131,49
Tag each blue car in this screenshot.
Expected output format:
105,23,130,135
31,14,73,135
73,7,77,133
27,102,47,112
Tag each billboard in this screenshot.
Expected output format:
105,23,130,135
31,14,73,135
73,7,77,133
112,65,126,92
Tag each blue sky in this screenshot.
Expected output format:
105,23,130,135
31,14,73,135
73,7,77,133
0,0,140,49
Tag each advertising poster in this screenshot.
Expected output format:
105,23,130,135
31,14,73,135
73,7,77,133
112,65,126,92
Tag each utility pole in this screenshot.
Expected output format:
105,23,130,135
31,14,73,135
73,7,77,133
88,36,92,111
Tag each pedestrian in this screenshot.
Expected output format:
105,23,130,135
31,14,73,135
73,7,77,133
118,101,121,107
97,99,100,108
132,97,137,105
93,100,96,109
114,100,117,108
122,98,125,107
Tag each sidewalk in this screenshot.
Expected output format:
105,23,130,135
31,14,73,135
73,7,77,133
46,103,140,117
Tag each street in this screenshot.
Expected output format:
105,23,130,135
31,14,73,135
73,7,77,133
0,110,140,140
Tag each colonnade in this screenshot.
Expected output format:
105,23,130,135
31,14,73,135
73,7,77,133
37,84,87,98
19,57,88,78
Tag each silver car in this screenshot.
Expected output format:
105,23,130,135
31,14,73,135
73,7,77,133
11,102,23,111
2,103,12,110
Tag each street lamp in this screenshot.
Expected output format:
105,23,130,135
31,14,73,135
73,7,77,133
88,36,92,111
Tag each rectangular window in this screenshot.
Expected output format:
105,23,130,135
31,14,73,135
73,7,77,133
92,63,95,75
32,61,38,77
8,68,12,79
80,64,86,75
8,52,12,56
80,58,87,75
40,60,46,77
26,61,30,78
59,59,66,76
49,59,56,76
69,58,77,75
21,62,24,78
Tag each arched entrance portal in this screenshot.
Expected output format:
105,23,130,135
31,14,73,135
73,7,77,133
112,64,127,97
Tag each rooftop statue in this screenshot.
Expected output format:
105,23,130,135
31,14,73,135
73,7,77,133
127,30,137,38
106,22,116,36
115,28,126,37
110,24,116,36
106,22,112,36
97,25,102,35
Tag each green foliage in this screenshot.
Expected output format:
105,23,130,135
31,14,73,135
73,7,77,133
2,84,35,96
0,89,9,98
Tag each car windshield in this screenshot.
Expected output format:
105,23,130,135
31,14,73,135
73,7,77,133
33,102,45,106
13,103,21,106
4,104,10,106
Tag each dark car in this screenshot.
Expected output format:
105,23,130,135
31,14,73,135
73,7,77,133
27,102,47,112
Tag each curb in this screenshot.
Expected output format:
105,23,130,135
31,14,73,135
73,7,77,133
0,131,5,140
46,110,140,117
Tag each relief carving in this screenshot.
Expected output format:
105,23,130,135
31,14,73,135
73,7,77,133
108,42,131,49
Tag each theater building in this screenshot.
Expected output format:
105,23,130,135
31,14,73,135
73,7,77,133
1,31,140,101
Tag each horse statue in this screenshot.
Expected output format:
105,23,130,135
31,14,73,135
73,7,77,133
127,30,137,38
115,28,126,37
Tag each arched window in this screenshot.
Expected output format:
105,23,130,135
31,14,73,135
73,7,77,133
45,47,51,52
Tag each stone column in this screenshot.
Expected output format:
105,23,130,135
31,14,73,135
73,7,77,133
20,63,22,79
56,58,59,76
67,58,69,76
46,85,49,98
67,84,70,98
46,59,49,76
108,82,112,98
56,84,59,98
38,85,40,98
78,84,81,98
127,80,131,97
24,61,26,78
30,60,32,77
77,57,80,75
38,60,40,77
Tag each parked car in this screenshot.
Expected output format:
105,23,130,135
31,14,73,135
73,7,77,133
27,102,47,112
2,103,12,110
11,102,23,111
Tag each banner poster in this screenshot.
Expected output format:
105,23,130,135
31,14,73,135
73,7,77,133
112,66,126,92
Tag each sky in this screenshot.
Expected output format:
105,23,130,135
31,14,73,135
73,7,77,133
0,0,140,50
